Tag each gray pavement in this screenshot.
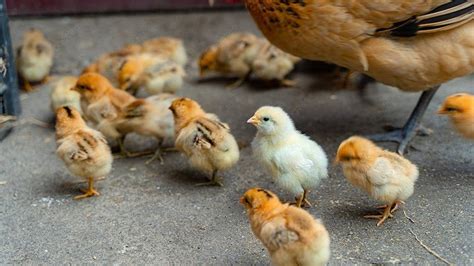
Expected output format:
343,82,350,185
1,11,473,265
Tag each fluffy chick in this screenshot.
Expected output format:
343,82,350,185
438,93,474,139
248,106,328,208
241,188,330,266
50,76,81,114
82,52,129,87
251,40,301,86
113,93,178,163
142,60,186,95
335,136,419,226
169,98,239,186
141,37,188,66
55,106,112,199
199,32,261,87
16,29,54,92
72,73,135,153
117,53,168,94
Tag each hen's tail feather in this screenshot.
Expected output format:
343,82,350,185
376,0,473,37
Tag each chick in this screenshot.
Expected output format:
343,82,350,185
199,32,261,88
72,73,135,154
169,98,239,186
141,60,186,95
55,106,113,199
82,52,128,87
16,29,54,92
241,188,330,266
251,40,301,87
117,53,168,94
113,93,178,164
438,93,474,139
50,76,82,114
335,136,419,226
141,37,188,66
248,106,328,208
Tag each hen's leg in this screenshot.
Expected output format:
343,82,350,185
367,86,439,154
74,177,100,200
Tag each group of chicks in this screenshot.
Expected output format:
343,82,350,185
15,28,474,266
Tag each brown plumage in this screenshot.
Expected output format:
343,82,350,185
244,0,474,153
241,188,330,266
55,106,112,199
169,98,239,186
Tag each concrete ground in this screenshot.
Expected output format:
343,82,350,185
1,11,473,265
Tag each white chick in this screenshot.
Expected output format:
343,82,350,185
248,106,328,207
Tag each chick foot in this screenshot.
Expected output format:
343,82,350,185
146,148,165,165
293,190,312,208
281,79,296,87
195,170,223,187
74,177,100,200
364,205,393,226
366,86,439,155
22,79,34,92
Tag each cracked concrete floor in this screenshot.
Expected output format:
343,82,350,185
1,10,473,265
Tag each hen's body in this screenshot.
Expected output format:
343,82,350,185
245,0,474,91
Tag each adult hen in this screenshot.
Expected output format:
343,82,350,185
244,0,474,154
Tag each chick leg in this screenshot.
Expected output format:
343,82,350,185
226,72,250,89
281,79,296,87
22,79,34,92
195,169,224,187
145,139,165,165
115,136,153,159
74,177,100,200
364,203,395,226
367,86,439,155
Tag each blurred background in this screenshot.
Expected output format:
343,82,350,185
7,0,243,16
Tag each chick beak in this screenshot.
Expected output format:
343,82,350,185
239,196,245,205
247,116,260,125
208,0,215,6
437,107,448,115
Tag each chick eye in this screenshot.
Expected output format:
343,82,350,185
170,67,177,73
269,54,276,60
263,117,270,122
446,107,458,112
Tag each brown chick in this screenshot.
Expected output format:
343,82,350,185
199,32,261,88
72,73,135,155
438,92,474,139
141,37,188,66
244,0,474,153
335,136,419,226
82,52,129,88
117,53,168,94
169,98,239,186
55,106,113,199
241,188,330,266
113,93,178,164
16,28,54,92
